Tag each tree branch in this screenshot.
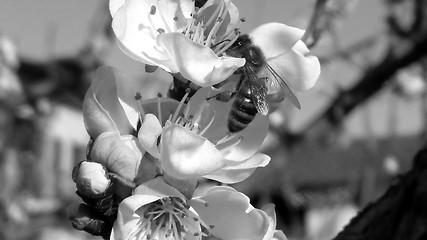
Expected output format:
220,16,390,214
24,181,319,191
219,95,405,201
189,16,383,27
333,142,427,240
291,33,427,145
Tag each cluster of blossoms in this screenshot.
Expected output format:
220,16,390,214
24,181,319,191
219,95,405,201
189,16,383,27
68,0,320,239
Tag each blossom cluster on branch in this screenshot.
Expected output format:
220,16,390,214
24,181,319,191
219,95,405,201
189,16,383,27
67,0,320,239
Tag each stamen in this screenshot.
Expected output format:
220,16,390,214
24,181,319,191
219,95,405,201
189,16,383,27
172,221,181,240
184,18,195,37
199,112,215,136
157,94,163,125
183,100,191,118
172,89,190,123
204,0,224,28
205,17,223,47
212,40,229,53
215,132,234,145
222,17,245,38
191,123,200,133
216,30,240,56
157,28,166,34
190,100,209,127
135,92,146,122
153,218,165,237
216,136,243,151
193,22,203,43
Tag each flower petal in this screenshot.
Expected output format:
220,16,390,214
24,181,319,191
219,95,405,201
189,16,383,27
160,123,226,179
109,0,126,16
250,22,305,60
83,85,119,138
138,113,162,158
182,87,217,132
179,0,196,18
104,66,144,129
111,177,185,240
188,84,269,161
272,231,288,240
133,176,185,199
83,67,135,138
157,33,245,86
204,153,270,184
90,132,144,182
267,40,321,91
221,113,269,161
261,204,278,240
189,186,271,239
112,0,189,70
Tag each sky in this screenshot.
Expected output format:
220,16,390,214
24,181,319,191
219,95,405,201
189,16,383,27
0,0,424,139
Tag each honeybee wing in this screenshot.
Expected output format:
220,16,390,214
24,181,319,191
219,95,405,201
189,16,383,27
264,63,301,109
244,65,269,115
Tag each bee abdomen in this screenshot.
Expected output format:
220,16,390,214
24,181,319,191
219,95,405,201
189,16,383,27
228,94,257,133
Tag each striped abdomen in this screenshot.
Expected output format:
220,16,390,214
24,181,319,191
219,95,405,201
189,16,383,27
228,82,258,133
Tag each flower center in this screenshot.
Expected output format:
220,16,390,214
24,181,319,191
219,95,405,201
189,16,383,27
135,89,243,151
130,197,213,240
183,1,244,56
168,89,216,137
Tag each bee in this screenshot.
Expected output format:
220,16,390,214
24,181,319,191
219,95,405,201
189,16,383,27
220,34,301,133
167,75,201,102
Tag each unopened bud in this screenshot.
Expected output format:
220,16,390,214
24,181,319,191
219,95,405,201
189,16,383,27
73,161,111,198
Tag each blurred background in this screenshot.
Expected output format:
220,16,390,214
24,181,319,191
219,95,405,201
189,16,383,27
1,0,426,239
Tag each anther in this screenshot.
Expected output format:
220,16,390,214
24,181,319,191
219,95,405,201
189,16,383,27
157,28,165,34
240,17,246,22
135,92,142,100
173,16,178,21
150,5,157,15
209,224,215,229
204,202,209,207
194,233,200,236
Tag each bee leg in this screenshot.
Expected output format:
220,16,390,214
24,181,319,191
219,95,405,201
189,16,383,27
206,90,236,102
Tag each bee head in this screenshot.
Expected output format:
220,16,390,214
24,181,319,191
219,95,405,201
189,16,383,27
244,46,265,70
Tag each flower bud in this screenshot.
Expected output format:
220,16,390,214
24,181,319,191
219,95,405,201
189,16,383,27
73,161,111,198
